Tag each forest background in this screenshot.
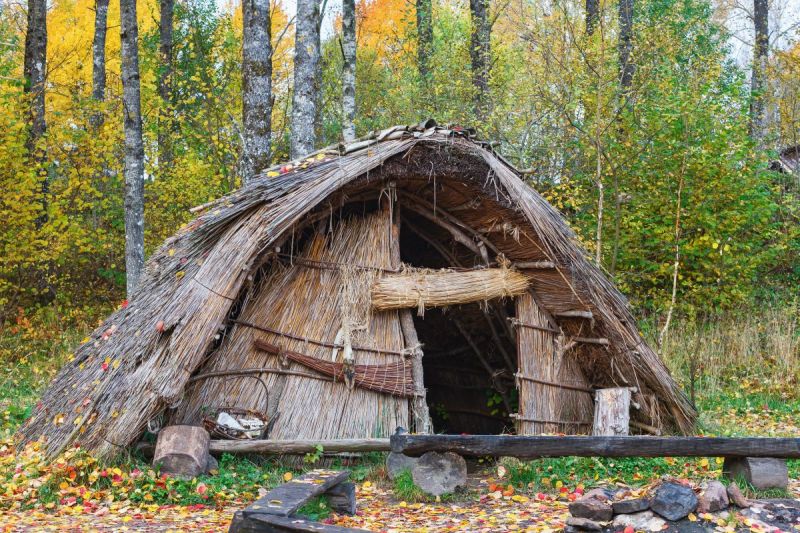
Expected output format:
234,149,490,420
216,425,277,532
0,0,798,428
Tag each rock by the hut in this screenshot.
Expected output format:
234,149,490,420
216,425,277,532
153,425,210,479
697,481,728,513
386,452,419,480
726,482,751,508
411,451,467,496
612,511,666,532
566,517,603,531
569,496,613,522
583,487,616,502
205,454,218,474
650,482,698,521
612,497,650,514
723,457,788,490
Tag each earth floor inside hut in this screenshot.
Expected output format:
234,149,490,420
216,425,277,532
400,216,519,435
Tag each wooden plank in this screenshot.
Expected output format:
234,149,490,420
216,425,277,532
325,482,356,515
247,514,370,532
211,439,390,455
391,434,800,459
244,470,350,518
230,513,369,532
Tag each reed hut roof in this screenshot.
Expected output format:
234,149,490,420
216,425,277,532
19,121,696,459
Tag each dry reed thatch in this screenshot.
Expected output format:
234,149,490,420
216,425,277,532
371,266,530,314
18,120,696,460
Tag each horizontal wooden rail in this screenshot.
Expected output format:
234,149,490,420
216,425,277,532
390,434,800,459
211,438,391,455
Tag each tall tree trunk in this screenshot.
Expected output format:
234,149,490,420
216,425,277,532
586,0,599,35
158,0,174,171
91,0,109,127
341,0,356,142
469,0,490,119
750,0,769,144
416,0,432,82
290,0,320,159
618,0,634,92
24,0,47,222
242,0,272,180
120,0,145,295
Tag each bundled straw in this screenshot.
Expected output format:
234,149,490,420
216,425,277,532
371,266,531,314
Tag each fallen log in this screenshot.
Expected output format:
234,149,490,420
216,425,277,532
391,434,800,459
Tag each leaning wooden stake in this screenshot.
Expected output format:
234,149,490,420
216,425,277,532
592,387,631,436
390,206,431,434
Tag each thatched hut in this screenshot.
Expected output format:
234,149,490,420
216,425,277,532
19,121,695,459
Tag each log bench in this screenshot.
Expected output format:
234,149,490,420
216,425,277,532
390,433,799,490
229,469,367,533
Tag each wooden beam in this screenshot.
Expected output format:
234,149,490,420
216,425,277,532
391,434,800,459
210,438,390,455
571,336,609,345
514,261,556,269
556,310,594,319
244,470,350,518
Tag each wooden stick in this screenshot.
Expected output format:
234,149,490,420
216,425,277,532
630,420,662,436
571,336,609,345
556,310,594,319
391,434,800,458
514,261,556,269
515,373,594,394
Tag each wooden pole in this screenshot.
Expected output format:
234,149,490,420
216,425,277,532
593,387,631,436
211,438,390,454
391,434,800,459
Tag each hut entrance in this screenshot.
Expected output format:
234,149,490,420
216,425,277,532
399,214,518,435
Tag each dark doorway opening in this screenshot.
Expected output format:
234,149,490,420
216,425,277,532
399,210,518,434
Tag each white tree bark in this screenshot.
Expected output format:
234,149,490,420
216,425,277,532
24,0,47,221
242,0,272,181
341,0,356,142
120,0,146,296
91,0,109,106
290,0,321,159
750,0,769,145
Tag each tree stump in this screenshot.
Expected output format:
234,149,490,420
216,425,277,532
592,388,631,436
723,457,788,490
411,451,467,496
153,425,210,478
326,482,356,515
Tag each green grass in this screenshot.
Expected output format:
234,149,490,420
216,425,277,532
392,469,427,502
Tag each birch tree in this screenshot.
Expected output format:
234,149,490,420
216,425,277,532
120,0,145,295
342,0,356,141
290,0,321,159
618,0,634,91
586,0,599,35
242,0,272,179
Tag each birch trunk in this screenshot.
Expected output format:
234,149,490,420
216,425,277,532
120,0,146,296
341,0,356,142
416,0,432,82
91,0,109,127
242,0,272,180
24,0,47,220
469,0,490,119
158,0,174,171
750,0,769,145
290,0,320,159
618,0,634,92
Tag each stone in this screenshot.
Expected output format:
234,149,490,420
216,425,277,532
650,482,698,521
726,482,751,508
701,481,729,512
612,511,667,532
153,425,210,479
583,487,616,502
411,451,467,496
205,454,218,474
723,457,789,490
569,496,613,522
612,497,650,514
386,452,419,480
566,517,602,530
